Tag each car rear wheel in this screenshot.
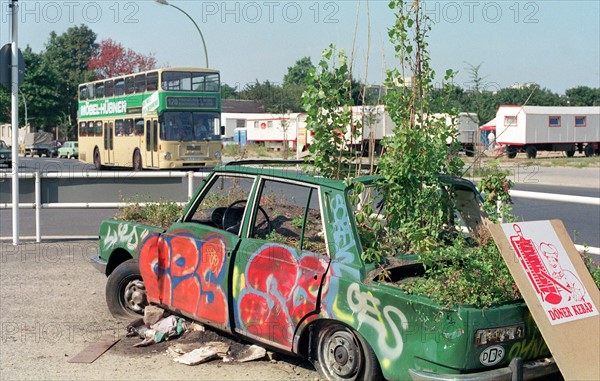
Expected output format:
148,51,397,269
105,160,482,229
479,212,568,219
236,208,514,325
106,259,147,320
313,323,382,381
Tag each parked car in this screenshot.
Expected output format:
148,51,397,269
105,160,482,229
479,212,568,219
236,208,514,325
93,160,558,381
58,141,78,159
48,140,63,158
0,140,11,166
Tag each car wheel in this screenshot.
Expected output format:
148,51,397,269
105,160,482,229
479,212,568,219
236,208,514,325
314,323,382,381
105,259,147,320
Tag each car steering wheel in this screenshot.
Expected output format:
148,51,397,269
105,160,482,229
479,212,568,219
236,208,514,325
222,199,271,234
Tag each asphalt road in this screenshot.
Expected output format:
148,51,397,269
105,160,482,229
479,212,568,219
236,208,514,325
1,157,599,248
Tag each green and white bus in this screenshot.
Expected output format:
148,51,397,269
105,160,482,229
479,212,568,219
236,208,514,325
77,67,223,170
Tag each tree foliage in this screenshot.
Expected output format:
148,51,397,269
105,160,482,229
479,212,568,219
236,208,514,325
88,39,157,79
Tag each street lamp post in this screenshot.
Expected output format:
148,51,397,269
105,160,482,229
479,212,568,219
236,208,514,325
155,0,209,68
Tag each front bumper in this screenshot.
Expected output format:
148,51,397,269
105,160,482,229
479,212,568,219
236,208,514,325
410,357,559,381
90,255,108,275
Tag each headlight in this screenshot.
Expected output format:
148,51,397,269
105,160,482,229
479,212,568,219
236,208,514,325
475,324,525,346
163,152,172,160
214,151,222,160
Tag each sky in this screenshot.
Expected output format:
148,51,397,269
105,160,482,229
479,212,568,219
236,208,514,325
0,0,599,94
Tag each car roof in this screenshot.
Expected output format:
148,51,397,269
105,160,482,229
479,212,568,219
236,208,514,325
216,160,479,195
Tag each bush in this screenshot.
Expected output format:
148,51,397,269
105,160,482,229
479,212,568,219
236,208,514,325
115,197,183,229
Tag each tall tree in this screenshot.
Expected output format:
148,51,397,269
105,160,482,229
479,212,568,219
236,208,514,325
566,86,600,106
43,25,97,127
19,46,63,129
283,57,315,86
88,39,157,79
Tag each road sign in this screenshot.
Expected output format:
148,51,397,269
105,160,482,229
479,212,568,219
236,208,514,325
0,43,25,88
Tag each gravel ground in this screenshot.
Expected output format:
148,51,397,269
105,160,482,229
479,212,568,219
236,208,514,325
0,240,320,381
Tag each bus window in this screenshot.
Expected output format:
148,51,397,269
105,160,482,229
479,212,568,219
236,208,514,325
125,119,134,135
135,74,146,93
147,72,158,91
79,85,88,100
205,73,220,92
95,82,105,99
95,121,103,136
125,76,135,94
105,80,114,97
115,79,125,96
87,84,95,99
87,122,95,136
161,112,194,141
104,122,109,149
79,122,87,136
134,119,144,136
116,119,125,136
162,71,191,91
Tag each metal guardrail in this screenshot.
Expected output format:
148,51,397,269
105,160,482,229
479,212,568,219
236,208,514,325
0,171,598,255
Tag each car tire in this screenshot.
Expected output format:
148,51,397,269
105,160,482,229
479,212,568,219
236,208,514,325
313,323,383,381
105,259,147,320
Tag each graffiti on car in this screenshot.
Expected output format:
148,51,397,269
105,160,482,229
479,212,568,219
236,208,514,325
138,231,229,327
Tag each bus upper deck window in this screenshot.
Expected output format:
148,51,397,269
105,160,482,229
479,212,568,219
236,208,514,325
87,84,95,99
125,76,135,94
79,86,87,100
135,74,146,93
147,72,158,91
105,80,114,97
115,79,125,96
95,83,105,98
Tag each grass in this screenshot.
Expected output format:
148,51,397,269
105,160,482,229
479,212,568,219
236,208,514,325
222,143,294,160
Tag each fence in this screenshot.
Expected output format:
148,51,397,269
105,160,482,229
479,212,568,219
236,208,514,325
1,170,598,254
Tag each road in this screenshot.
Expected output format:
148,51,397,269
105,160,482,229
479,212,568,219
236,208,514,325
1,157,599,248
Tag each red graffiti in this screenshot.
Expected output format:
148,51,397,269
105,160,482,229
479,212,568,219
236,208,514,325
139,231,228,327
237,245,328,347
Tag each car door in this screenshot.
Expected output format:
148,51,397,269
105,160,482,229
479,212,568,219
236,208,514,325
138,173,256,331
232,178,330,350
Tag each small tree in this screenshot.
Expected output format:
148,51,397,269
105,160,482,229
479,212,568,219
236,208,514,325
88,39,157,79
302,45,362,180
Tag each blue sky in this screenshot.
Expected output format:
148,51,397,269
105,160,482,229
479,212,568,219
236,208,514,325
1,0,599,94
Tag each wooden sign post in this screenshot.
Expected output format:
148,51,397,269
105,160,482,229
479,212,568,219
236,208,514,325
489,220,599,380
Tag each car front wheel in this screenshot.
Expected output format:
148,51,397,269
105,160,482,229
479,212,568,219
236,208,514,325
105,259,147,320
313,323,382,381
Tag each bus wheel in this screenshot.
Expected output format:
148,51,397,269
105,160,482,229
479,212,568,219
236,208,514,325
93,148,103,170
133,150,142,171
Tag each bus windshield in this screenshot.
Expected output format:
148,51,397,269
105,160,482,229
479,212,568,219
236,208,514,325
161,111,221,142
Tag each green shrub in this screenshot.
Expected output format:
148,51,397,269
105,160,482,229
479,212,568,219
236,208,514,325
115,197,183,229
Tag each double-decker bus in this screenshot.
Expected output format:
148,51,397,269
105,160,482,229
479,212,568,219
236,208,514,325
77,67,223,170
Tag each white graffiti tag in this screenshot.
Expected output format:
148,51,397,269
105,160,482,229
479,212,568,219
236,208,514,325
104,223,149,251
347,283,408,360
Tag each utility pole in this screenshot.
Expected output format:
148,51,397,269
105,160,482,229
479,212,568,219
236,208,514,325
10,0,19,245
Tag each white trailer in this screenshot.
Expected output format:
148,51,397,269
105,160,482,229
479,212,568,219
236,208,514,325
495,105,600,158
352,107,479,156
245,113,307,151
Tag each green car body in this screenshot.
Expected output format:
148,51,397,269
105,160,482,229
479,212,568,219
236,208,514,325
0,140,11,166
58,141,78,158
93,161,558,381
